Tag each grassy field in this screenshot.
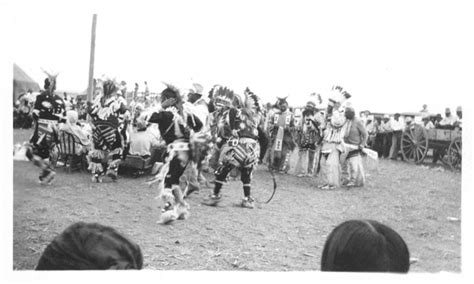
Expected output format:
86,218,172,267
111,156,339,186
12,129,462,271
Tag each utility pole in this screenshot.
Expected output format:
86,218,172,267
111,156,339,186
87,14,97,102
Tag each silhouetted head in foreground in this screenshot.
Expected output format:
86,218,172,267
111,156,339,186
36,222,143,270
321,220,410,273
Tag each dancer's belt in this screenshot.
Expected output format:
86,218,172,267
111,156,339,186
167,141,189,152
227,137,257,147
38,118,58,125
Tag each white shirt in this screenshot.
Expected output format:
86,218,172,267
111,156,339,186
439,115,457,126
389,118,405,131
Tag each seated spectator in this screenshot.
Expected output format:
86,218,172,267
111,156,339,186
59,110,91,155
434,113,443,127
438,108,457,129
36,222,143,270
454,106,462,129
321,219,410,272
128,117,160,158
422,114,435,129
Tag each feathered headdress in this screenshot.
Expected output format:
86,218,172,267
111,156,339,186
241,89,262,116
328,85,351,106
160,83,182,105
42,69,59,94
212,86,240,108
274,96,288,109
102,79,118,98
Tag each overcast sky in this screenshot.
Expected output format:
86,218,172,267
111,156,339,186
9,0,474,114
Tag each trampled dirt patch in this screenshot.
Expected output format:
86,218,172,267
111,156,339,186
12,129,461,271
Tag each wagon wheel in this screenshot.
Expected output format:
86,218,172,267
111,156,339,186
401,124,429,164
447,136,462,170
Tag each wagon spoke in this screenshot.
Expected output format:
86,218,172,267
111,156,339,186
455,142,461,153
403,132,413,142
414,147,419,161
404,147,411,159
416,147,425,161
402,143,411,151
404,148,412,160
418,144,427,153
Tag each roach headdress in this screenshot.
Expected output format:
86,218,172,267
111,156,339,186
160,83,183,106
274,96,289,110
102,79,118,98
42,69,59,94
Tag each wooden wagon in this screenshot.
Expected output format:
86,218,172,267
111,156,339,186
401,122,462,170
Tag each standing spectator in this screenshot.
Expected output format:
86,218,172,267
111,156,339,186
373,117,384,156
389,113,404,160
342,107,368,187
420,104,429,113
133,82,139,99
380,114,392,159
144,81,149,97
404,115,413,126
120,81,127,100
365,115,376,148
359,110,370,126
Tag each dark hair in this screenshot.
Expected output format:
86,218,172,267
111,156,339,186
44,78,50,90
36,222,143,270
321,220,410,273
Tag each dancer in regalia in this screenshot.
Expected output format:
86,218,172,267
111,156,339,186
295,101,323,177
147,84,203,224
87,79,128,182
318,86,351,190
268,97,296,173
203,90,262,209
26,72,65,184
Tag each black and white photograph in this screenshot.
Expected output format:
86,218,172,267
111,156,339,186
2,0,473,281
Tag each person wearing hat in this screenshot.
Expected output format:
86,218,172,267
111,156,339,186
422,114,435,129
380,114,392,159
294,101,322,177
420,104,429,113
439,107,457,129
454,106,462,129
